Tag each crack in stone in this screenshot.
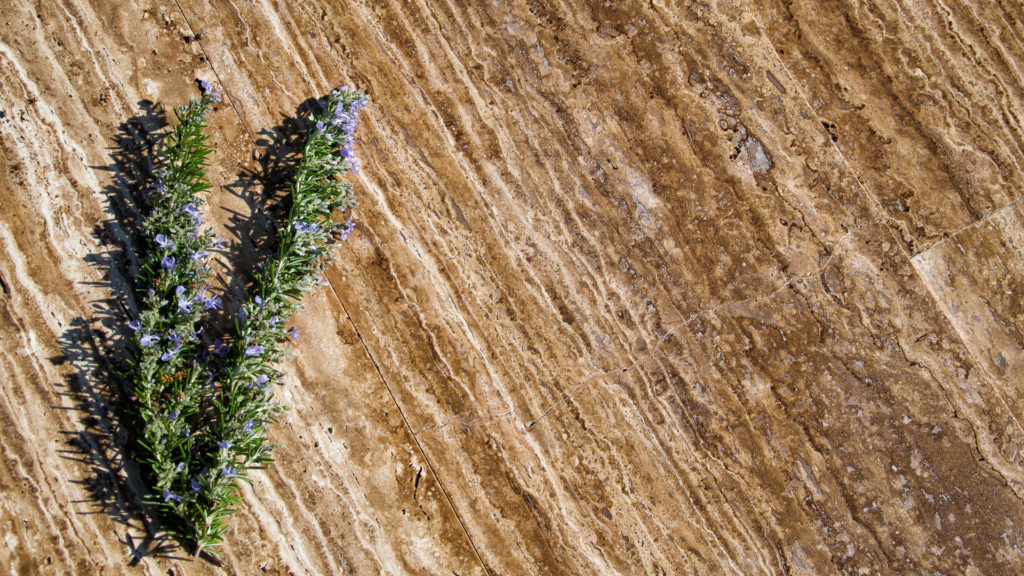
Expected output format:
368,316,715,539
912,193,1024,260
322,279,493,576
417,408,517,436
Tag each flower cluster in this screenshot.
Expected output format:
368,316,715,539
199,80,222,103
317,86,367,175
126,85,366,557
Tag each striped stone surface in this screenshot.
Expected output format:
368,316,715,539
1,0,1022,573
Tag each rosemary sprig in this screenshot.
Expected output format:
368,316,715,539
127,89,225,530
174,87,366,555
126,84,366,557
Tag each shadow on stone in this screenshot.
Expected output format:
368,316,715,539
216,99,321,318
54,101,183,563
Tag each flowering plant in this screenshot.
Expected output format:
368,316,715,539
126,85,366,557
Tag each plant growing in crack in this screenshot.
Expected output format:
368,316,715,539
126,84,367,557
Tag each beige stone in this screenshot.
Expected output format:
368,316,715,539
1,0,1022,573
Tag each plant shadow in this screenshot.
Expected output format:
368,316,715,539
54,100,186,563
215,98,321,316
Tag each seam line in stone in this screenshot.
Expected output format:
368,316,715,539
912,193,1024,262
172,0,259,151
325,280,493,576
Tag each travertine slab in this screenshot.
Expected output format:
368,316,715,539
1,0,1023,574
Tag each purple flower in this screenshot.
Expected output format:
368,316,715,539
160,335,183,361
175,461,185,472
162,488,181,503
177,295,193,314
214,339,229,358
294,221,318,234
190,477,202,492
155,234,175,250
245,345,264,357
213,236,227,249
200,81,221,102
161,255,176,270
216,440,232,450
269,315,279,327
288,326,299,340
152,180,166,193
222,466,237,479
140,333,159,347
246,373,269,390
184,203,203,226
202,293,222,311
237,307,247,320
190,250,209,265
128,319,142,331
339,217,356,241
242,420,255,434
169,410,179,420
254,295,263,307
316,120,325,131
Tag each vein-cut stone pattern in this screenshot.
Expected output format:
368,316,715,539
1,0,1022,574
